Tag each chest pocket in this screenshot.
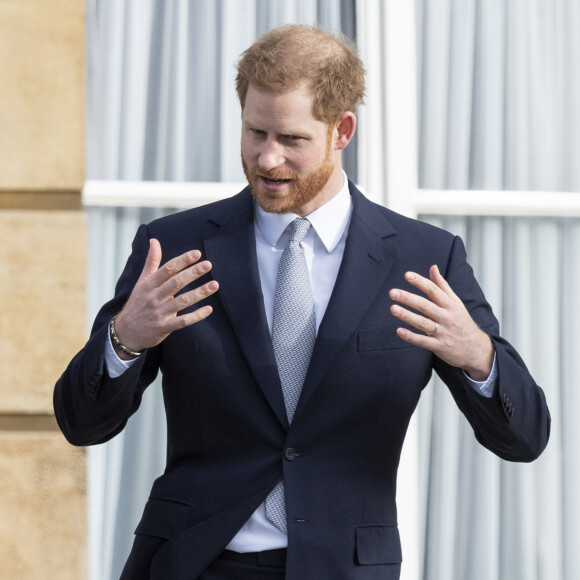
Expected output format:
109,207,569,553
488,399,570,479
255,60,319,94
357,331,416,352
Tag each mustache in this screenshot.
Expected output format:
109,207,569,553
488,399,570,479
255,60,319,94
255,168,298,181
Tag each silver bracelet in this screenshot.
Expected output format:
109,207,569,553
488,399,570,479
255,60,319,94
110,315,144,358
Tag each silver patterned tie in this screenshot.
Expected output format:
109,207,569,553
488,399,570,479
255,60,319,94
265,217,316,533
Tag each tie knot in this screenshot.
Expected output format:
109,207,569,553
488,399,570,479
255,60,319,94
289,218,311,244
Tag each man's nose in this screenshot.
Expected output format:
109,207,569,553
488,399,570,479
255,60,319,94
258,139,285,172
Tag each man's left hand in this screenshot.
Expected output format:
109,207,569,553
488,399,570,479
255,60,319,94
389,265,494,381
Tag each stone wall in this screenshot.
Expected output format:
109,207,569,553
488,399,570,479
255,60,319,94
0,1,87,578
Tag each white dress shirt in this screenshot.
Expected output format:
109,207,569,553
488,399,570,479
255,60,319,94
105,172,496,552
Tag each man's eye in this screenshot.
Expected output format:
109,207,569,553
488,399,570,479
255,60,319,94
285,135,302,141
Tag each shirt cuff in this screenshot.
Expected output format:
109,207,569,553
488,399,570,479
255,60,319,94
463,353,497,398
104,320,141,378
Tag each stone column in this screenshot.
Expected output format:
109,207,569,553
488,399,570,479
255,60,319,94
0,1,87,578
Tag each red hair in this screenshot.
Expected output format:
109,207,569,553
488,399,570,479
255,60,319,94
236,24,365,124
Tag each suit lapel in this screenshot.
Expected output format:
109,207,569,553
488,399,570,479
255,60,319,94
294,183,398,420
201,184,399,429
202,189,288,430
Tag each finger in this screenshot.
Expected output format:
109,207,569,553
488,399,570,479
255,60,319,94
161,259,213,299
429,264,455,297
137,238,163,283
389,288,439,320
390,303,438,335
173,305,215,330
169,280,219,315
152,248,203,287
404,271,449,307
395,326,436,349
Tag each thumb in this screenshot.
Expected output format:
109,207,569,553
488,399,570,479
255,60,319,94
138,238,162,282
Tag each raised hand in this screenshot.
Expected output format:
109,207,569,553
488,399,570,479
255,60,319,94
113,239,219,359
389,265,494,381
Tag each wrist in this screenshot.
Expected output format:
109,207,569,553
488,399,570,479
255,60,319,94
109,315,144,360
464,333,494,381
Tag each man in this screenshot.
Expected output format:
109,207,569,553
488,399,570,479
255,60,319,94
54,25,550,580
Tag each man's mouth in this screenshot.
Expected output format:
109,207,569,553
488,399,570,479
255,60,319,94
258,175,292,191
260,176,291,184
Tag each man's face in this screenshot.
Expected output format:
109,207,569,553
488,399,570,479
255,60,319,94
241,83,341,216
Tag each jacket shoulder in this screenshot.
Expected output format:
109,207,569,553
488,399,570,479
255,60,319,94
146,186,253,235
350,182,456,248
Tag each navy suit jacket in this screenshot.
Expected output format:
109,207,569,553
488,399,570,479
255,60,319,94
54,183,550,579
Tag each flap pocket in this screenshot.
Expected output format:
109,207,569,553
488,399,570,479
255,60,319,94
135,497,192,539
358,331,414,352
355,525,402,565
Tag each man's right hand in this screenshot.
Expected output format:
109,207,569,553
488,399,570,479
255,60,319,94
113,238,219,359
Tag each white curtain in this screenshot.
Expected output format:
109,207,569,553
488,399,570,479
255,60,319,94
85,2,354,579
414,1,580,579
416,0,580,191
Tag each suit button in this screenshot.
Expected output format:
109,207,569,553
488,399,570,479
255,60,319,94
284,448,297,461
503,394,514,416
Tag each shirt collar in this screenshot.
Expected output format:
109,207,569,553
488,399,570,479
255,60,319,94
254,171,352,252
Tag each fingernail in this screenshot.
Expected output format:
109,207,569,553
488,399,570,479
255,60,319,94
207,281,218,291
406,272,416,281
390,290,400,299
200,305,213,317
391,305,401,315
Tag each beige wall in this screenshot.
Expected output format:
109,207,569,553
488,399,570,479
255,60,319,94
0,1,87,578
0,0,85,191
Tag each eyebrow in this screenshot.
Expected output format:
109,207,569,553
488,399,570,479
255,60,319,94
243,120,312,138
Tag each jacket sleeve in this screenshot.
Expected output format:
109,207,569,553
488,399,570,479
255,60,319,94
53,224,161,446
433,235,551,462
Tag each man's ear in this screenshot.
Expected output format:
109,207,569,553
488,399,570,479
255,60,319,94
334,111,357,151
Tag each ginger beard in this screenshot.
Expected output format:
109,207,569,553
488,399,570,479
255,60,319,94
242,129,335,215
